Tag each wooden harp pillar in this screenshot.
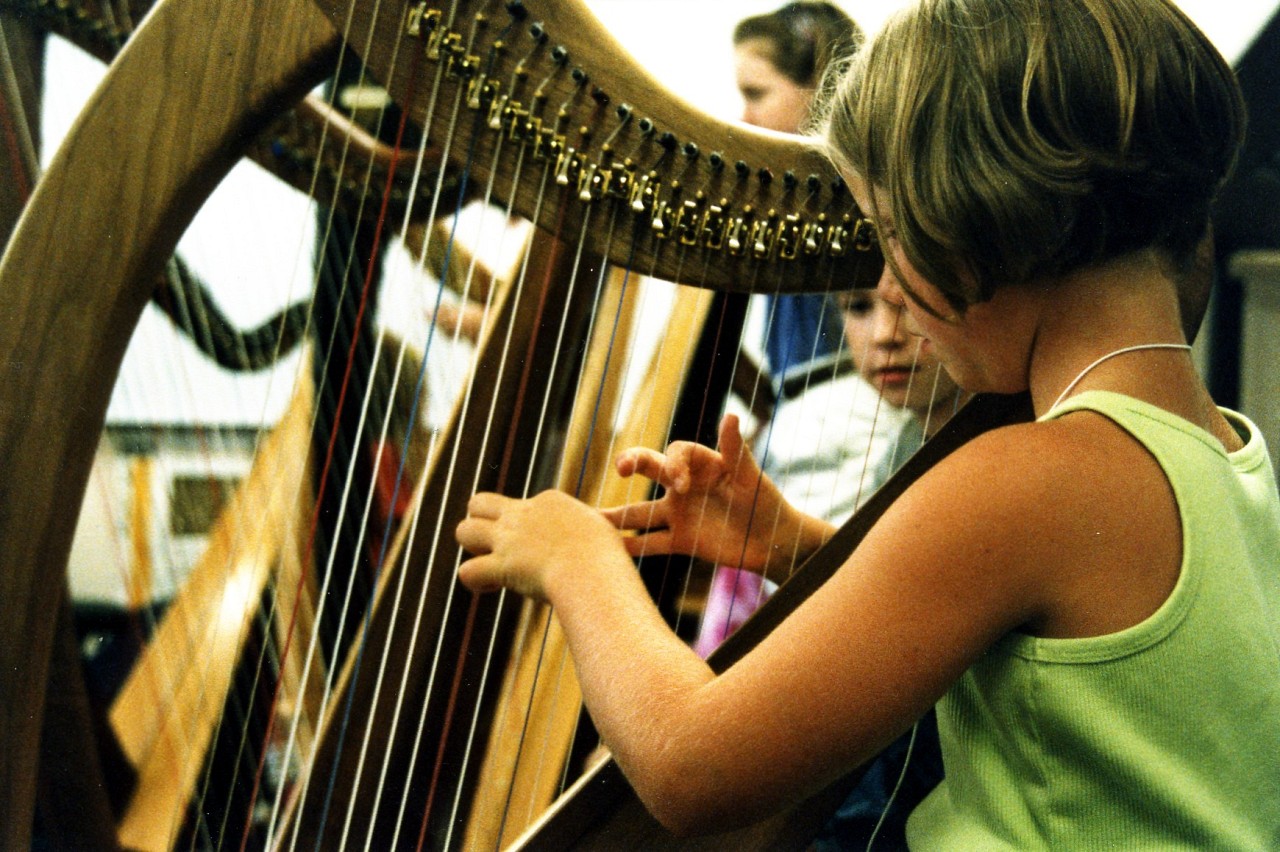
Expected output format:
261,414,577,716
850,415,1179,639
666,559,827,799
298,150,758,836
0,0,897,846
0,0,339,843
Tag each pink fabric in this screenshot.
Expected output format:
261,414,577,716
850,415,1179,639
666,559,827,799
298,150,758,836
692,566,769,658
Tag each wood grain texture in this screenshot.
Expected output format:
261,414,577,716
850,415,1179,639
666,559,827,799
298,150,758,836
309,0,884,295
0,0,338,842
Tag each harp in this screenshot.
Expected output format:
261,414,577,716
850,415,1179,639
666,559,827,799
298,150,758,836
0,0,1027,847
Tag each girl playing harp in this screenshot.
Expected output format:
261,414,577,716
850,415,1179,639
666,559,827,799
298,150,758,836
456,0,1280,845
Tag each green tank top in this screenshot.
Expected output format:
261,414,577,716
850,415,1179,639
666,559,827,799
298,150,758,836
906,391,1280,850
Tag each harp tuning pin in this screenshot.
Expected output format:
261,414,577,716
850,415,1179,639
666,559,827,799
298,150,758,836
405,3,429,36
529,22,546,42
571,67,588,85
757,167,773,186
807,174,822,193
708,151,725,171
616,103,633,122
591,86,610,105
551,45,569,65
682,142,699,160
726,215,745,253
783,170,798,190
658,131,677,151
504,0,527,19
638,117,655,135
803,223,822,254
734,160,750,178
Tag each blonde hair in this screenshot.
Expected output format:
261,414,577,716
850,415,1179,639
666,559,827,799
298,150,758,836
822,0,1245,309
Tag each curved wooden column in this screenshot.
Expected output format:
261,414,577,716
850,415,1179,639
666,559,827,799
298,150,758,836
0,0,338,842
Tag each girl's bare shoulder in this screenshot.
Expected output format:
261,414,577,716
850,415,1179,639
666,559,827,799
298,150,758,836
886,411,1179,637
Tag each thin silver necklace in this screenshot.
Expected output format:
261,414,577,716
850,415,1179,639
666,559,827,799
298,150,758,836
1050,343,1193,411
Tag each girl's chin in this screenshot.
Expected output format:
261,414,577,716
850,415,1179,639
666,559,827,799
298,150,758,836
879,389,912,409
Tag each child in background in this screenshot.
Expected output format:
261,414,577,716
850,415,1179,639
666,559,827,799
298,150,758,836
693,289,964,654
693,1,871,658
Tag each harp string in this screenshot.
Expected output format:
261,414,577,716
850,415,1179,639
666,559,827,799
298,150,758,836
385,11,557,844
199,37,364,852
60,9,341,843
355,87,524,852
420,184,589,847
212,118,379,846
326,6,550,842
453,66,694,833
252,5,498,840
230,116,375,852
369,150,534,852
413,222,559,848
105,0,417,834
113,157,262,852
293,46,456,852
464,225,678,842
455,172,642,847
502,117,754,806
0,25,37,198
488,205,750,830
408,23,655,838
723,209,916,628
676,265,945,671
308,9,469,810
392,188,550,851
639,249,727,650
368,44,575,831
752,265,854,589
372,158,560,849
264,71,442,852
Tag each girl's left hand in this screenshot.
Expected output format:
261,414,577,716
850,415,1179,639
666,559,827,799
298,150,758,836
456,489,626,600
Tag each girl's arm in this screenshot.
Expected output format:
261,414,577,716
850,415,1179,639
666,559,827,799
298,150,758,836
456,422,1060,834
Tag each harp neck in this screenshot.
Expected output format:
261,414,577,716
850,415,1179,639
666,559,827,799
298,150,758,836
311,0,884,295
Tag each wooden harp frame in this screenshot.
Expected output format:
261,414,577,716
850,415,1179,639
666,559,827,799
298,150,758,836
0,0,1025,847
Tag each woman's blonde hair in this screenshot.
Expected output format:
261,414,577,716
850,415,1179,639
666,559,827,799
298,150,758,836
821,0,1245,309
